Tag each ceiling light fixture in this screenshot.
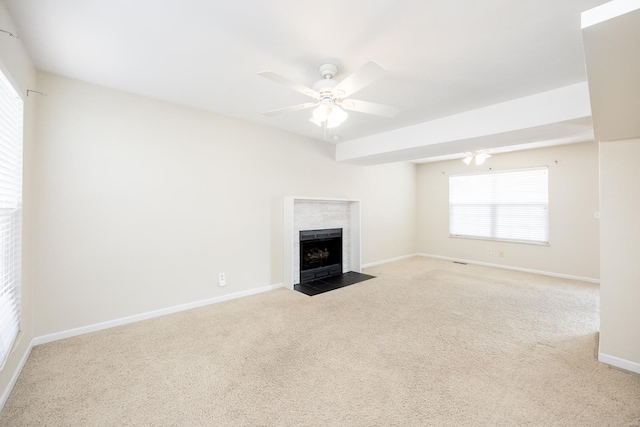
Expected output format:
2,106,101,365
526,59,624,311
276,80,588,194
462,151,491,165
312,104,329,122
259,61,398,135
311,103,348,128
474,152,491,165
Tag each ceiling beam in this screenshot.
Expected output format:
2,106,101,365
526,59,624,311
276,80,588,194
336,82,592,165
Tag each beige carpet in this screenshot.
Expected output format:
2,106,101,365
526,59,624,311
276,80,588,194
1,257,639,426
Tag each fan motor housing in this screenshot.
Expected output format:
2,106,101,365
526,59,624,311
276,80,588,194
313,78,338,94
313,63,339,98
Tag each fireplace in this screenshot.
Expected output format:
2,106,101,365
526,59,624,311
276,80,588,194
284,197,361,290
299,228,342,283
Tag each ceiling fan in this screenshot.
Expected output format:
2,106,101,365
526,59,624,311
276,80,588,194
258,61,399,130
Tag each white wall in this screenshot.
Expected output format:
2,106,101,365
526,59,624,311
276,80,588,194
582,1,640,371
416,142,600,280
0,0,36,404
33,72,417,336
599,139,640,365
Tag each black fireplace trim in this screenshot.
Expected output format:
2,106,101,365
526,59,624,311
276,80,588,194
300,228,342,242
299,228,343,284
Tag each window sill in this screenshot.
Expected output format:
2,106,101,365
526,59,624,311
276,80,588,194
449,235,550,246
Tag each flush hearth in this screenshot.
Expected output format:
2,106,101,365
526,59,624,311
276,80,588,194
299,228,342,283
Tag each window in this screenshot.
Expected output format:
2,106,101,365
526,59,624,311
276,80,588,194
449,167,548,244
0,68,23,369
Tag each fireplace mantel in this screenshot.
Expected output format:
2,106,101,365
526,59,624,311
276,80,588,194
284,197,361,290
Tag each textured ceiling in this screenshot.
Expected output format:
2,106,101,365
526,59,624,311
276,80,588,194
5,0,607,145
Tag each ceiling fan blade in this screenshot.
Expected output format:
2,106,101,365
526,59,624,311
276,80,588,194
333,61,388,98
261,102,318,117
339,99,399,118
258,71,319,99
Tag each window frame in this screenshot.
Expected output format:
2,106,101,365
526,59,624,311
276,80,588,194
0,62,24,371
448,166,550,246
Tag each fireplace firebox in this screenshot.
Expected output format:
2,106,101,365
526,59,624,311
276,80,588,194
299,228,342,283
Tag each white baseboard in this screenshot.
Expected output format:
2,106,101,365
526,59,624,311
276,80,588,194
362,254,418,269
0,337,34,412
598,352,640,374
33,283,284,346
417,253,600,284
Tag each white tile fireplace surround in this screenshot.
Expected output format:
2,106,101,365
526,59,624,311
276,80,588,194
284,197,361,290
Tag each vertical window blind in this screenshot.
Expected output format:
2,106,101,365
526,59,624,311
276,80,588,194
0,69,23,370
449,167,549,244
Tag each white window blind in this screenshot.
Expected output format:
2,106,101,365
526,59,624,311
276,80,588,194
0,68,23,370
449,167,548,244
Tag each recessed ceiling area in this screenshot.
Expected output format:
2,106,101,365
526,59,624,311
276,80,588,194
4,0,608,164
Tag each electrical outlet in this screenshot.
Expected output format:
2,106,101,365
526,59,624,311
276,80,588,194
594,211,601,219
218,272,226,287
499,251,504,257
487,248,492,255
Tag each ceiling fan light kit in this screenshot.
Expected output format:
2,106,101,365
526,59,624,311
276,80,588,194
327,106,348,128
475,153,491,164
463,151,492,165
258,61,399,134
312,104,327,121
312,104,348,128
